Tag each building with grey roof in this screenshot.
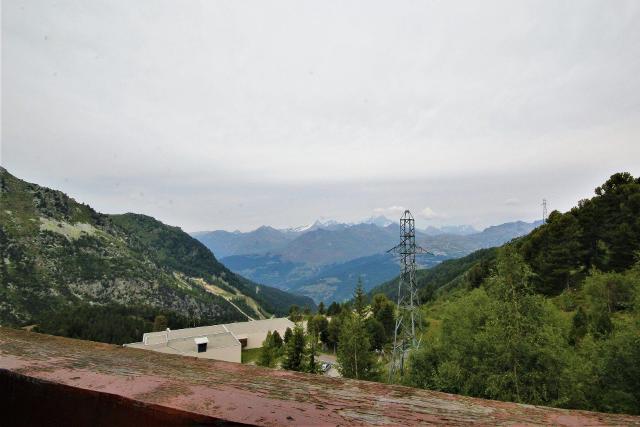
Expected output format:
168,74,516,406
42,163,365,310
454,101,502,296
124,318,295,363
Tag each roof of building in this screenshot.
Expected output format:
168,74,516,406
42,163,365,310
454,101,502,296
168,333,240,354
2,327,638,426
223,317,294,336
127,331,240,354
142,324,227,345
138,317,294,346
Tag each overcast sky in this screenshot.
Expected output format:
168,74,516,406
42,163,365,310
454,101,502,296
2,1,640,232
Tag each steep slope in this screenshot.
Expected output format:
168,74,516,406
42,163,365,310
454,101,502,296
0,167,314,327
517,172,640,295
471,220,542,247
420,220,541,258
368,248,498,301
109,214,315,314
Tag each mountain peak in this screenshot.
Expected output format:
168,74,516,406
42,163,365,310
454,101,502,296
283,217,342,233
361,215,394,227
255,225,279,232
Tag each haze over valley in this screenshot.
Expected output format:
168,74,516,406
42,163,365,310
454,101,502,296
193,218,542,303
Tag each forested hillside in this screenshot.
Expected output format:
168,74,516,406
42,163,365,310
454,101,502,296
518,172,640,295
401,173,640,415
109,213,315,316
369,248,498,302
0,167,314,343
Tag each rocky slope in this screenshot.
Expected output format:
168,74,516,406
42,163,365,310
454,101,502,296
0,167,314,326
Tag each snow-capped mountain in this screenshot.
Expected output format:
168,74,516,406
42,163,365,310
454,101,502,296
360,215,394,227
192,219,542,303
284,217,344,233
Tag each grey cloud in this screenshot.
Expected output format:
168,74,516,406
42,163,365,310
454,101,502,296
2,0,640,232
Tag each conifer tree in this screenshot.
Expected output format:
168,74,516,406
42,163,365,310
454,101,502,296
258,331,277,368
282,324,306,371
327,301,341,316
153,315,168,332
371,293,395,340
326,316,342,353
569,306,588,345
271,330,283,349
305,323,320,373
353,277,367,319
288,305,302,322
283,327,293,343
365,317,386,351
336,310,379,380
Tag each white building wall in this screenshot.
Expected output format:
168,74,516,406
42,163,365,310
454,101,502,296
241,327,291,349
243,332,266,349
128,318,295,361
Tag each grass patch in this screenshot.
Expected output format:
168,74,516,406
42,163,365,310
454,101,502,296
241,347,262,364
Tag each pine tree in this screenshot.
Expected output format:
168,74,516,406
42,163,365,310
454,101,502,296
282,324,306,371
153,315,168,332
327,301,342,316
365,317,386,351
327,301,341,316
258,331,277,368
271,330,283,349
337,314,379,380
283,327,292,344
288,305,302,322
305,324,320,374
353,278,367,319
569,306,588,345
327,316,342,353
371,293,395,340
318,301,325,315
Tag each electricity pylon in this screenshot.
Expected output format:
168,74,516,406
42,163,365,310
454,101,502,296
542,199,548,224
387,210,430,382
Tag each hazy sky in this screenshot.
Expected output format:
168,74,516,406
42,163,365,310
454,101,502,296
2,1,640,232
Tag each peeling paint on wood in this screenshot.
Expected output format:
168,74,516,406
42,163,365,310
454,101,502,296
1,327,638,426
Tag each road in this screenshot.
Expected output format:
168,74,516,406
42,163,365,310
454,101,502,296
318,353,341,378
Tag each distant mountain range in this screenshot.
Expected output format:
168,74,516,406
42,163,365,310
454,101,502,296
192,217,542,304
423,224,479,236
191,226,295,260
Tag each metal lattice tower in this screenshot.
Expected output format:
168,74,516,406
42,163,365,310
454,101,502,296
387,210,430,381
542,199,548,224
